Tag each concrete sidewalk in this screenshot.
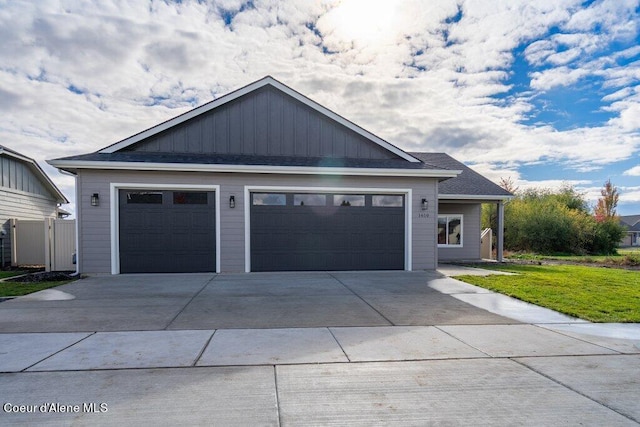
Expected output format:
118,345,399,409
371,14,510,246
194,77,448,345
0,270,639,425
1,324,638,425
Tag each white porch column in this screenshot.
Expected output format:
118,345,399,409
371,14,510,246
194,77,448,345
497,201,505,262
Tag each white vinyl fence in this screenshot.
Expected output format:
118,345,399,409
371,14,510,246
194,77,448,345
10,218,76,271
480,227,493,260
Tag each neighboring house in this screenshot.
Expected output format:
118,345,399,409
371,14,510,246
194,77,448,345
49,76,511,275
0,145,69,267
619,215,640,247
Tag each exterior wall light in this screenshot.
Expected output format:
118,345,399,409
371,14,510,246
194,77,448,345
229,195,235,208
421,198,428,210
91,193,100,207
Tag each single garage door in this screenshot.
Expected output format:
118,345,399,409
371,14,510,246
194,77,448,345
251,192,405,271
119,189,216,273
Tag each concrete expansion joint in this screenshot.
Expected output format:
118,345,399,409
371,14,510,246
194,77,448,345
510,357,640,424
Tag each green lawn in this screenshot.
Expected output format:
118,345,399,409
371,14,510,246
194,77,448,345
1,271,73,297
0,281,72,297
0,271,26,280
454,264,640,323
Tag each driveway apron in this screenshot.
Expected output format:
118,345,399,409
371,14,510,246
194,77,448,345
0,271,514,332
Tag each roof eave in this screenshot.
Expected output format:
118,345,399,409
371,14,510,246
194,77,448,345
438,194,514,201
47,159,461,178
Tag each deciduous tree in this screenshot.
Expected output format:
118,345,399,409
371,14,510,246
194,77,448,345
594,179,619,222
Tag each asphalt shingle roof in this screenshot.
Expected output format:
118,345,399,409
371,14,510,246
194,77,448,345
620,215,640,231
54,151,436,170
410,152,512,198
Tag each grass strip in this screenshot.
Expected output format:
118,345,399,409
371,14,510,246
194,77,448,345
0,280,72,297
454,264,640,323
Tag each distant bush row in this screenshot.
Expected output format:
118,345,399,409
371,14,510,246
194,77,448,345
484,185,625,255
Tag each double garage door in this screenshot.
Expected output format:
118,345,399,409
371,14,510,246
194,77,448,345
250,192,405,271
119,190,405,273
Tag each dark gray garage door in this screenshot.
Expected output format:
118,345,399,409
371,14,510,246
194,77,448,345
251,193,404,271
119,190,216,273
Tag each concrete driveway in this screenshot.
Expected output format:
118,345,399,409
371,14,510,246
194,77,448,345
0,271,515,332
1,271,639,425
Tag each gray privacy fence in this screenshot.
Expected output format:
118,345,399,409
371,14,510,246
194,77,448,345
9,218,76,271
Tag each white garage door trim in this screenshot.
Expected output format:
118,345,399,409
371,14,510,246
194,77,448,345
110,183,220,274
244,185,413,273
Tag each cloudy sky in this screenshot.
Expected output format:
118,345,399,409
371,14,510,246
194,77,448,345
2,0,639,215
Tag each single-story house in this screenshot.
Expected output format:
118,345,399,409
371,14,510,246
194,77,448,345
1,145,69,267
49,76,511,275
620,215,640,247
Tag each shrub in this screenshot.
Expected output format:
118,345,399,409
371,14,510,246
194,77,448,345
502,185,625,255
588,218,625,255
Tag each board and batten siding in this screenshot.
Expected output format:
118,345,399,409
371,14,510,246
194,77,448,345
76,169,438,274
126,86,397,160
437,202,481,261
0,155,50,197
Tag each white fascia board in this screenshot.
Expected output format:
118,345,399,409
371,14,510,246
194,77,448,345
97,76,420,163
48,160,461,178
438,194,513,201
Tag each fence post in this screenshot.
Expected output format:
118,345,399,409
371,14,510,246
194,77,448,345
10,218,17,267
44,218,52,272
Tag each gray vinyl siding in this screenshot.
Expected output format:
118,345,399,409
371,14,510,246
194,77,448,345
126,86,397,160
437,202,481,261
76,169,438,274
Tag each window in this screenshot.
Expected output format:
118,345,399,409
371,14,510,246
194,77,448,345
127,192,163,204
333,194,365,207
372,195,403,207
252,193,286,206
173,192,207,205
294,194,326,206
438,215,463,246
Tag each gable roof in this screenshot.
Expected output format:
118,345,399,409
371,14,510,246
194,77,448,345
410,152,513,200
0,145,68,203
48,76,462,179
620,215,640,231
100,76,420,163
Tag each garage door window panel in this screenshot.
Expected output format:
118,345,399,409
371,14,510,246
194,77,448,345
126,192,163,204
173,191,208,204
294,194,326,206
252,193,286,206
334,194,365,207
372,195,404,207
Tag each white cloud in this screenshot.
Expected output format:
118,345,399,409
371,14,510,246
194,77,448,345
624,166,640,176
618,186,640,203
0,0,638,215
